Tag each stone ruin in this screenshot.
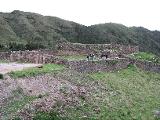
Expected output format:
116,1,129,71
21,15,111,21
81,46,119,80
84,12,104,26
56,42,139,57
0,42,159,73
0,50,57,64
0,42,139,63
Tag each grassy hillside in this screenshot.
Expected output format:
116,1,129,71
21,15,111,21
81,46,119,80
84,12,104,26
0,10,79,50
81,24,160,56
36,65,160,120
0,10,160,56
4,65,159,120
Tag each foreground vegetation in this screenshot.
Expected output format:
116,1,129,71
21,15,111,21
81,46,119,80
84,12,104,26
88,65,160,120
1,87,37,120
9,64,65,78
129,52,160,64
30,65,160,120
2,64,160,120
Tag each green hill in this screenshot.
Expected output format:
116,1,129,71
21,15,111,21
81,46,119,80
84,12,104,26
0,10,160,56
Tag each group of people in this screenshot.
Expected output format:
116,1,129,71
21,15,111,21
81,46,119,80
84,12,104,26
87,53,95,61
87,53,108,61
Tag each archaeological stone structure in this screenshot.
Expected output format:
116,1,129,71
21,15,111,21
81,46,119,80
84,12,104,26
0,42,159,73
64,58,160,73
56,42,139,56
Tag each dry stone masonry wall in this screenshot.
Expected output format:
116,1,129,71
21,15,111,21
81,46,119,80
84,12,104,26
0,43,159,73
57,42,139,55
65,59,131,73
65,58,160,73
0,50,55,64
134,59,160,73
0,52,10,60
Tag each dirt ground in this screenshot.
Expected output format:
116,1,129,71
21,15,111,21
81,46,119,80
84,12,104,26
0,63,42,74
0,72,87,119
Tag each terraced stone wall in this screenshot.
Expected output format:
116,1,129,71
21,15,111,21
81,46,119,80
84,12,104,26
57,42,139,55
134,59,160,73
65,59,131,73
65,58,160,73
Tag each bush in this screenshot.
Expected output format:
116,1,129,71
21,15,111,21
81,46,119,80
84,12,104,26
0,74,3,79
9,42,26,51
25,42,46,50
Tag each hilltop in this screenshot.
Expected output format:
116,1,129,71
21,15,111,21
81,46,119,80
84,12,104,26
0,10,160,56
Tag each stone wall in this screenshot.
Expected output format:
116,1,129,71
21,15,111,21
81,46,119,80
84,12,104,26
0,50,56,64
10,51,47,63
0,50,68,64
57,42,139,55
64,58,160,73
0,42,139,64
65,59,131,73
0,52,10,60
43,55,68,64
0,49,159,73
134,59,160,73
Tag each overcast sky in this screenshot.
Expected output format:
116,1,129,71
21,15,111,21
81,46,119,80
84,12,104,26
1,0,160,30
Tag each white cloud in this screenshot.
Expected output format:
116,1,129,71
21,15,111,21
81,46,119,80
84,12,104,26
0,0,160,30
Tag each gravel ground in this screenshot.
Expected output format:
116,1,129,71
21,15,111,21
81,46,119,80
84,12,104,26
0,63,42,74
0,73,87,119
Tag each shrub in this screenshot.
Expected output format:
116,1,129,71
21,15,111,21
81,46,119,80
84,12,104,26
0,74,3,79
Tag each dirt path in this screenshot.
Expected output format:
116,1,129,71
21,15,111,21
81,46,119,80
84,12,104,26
0,63,42,74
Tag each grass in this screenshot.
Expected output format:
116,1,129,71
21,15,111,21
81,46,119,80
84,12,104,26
2,96,36,116
9,64,65,78
129,52,160,64
59,55,102,62
13,111,65,120
32,111,66,120
3,63,160,120
49,65,160,120
1,87,38,120
0,59,9,63
88,65,160,120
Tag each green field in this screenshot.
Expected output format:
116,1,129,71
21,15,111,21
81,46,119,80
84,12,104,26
9,64,65,78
